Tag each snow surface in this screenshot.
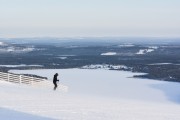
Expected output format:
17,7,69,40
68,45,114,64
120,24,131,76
148,46,159,49
56,57,68,60
101,52,117,56
147,62,180,66
0,46,35,53
136,49,154,55
118,44,135,47
1,69,180,120
0,42,5,46
6,46,35,52
136,46,158,55
58,55,76,56
0,64,43,68
148,63,172,65
81,64,129,70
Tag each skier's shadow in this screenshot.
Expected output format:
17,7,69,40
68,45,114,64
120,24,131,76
149,81,180,104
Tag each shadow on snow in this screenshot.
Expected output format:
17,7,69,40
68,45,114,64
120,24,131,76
0,107,58,120
150,81,180,104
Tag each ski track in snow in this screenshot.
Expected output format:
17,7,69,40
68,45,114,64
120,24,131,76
0,69,180,120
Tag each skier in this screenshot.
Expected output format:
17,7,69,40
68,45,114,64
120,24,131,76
53,73,59,90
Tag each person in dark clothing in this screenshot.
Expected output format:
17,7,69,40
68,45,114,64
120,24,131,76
53,73,59,90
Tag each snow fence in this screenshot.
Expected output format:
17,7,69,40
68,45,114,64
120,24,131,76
0,71,68,92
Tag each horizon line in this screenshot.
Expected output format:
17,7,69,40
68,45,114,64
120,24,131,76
1,36,180,39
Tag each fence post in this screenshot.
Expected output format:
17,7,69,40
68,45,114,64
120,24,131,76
7,73,9,82
19,75,22,84
31,77,33,85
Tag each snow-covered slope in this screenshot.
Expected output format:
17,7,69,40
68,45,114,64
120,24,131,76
1,69,180,120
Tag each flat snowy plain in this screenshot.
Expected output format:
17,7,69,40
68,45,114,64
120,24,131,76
0,69,180,120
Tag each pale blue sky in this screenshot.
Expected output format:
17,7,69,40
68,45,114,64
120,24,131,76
0,0,180,38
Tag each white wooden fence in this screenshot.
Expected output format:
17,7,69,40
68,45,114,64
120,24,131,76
0,71,68,92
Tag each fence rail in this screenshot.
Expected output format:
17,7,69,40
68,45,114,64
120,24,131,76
0,72,68,92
